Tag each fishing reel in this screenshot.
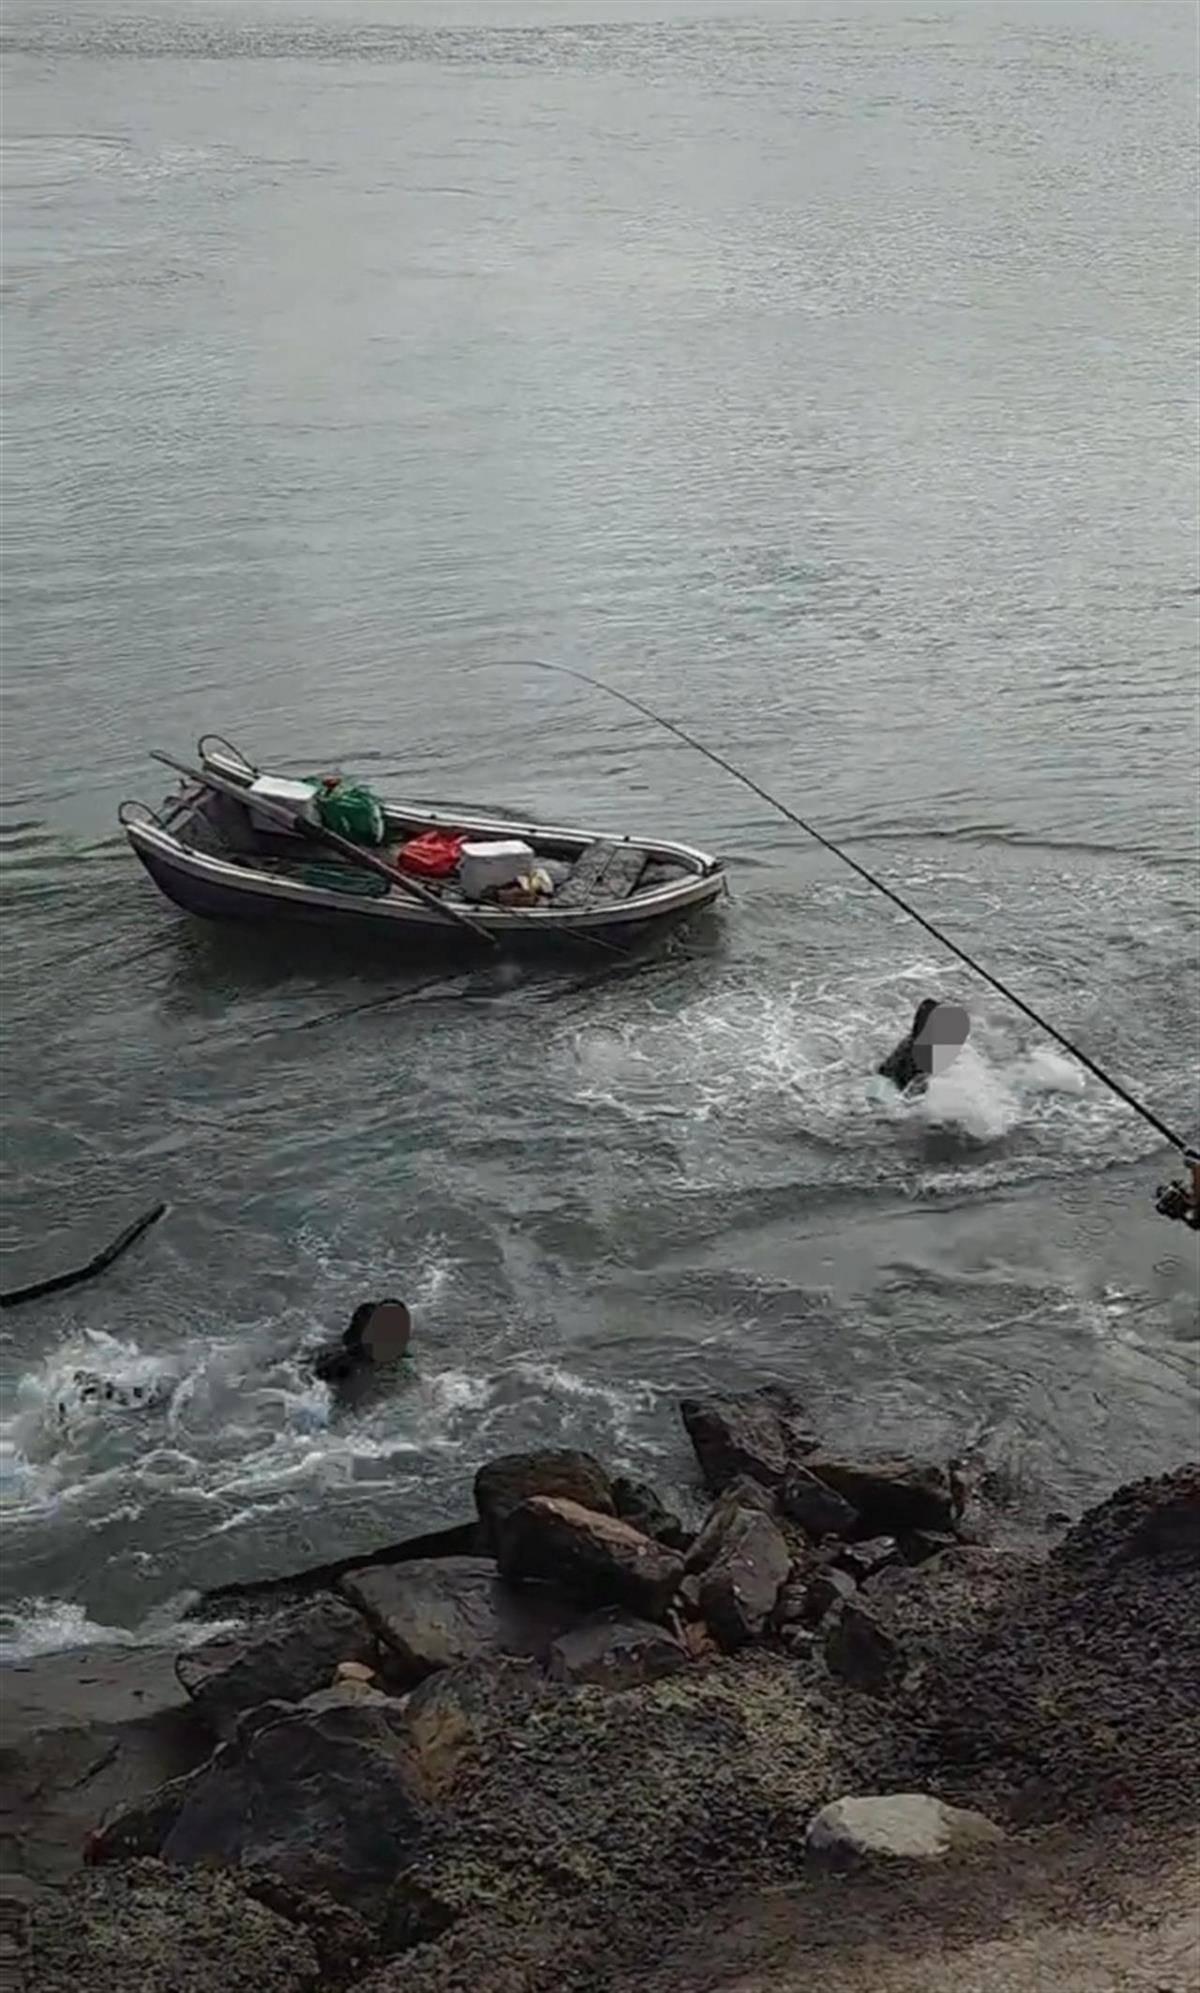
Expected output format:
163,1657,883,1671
1154,1150,1200,1231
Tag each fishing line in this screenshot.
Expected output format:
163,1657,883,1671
508,658,1191,1155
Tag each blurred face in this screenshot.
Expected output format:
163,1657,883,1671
912,1002,971,1077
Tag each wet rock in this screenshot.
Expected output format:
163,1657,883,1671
680,1386,818,1494
474,1451,614,1553
547,1609,689,1689
611,1477,690,1551
803,1452,957,1535
1059,1463,1200,1571
780,1467,859,1539
29,1859,320,1993
697,1507,790,1651
154,1695,426,1919
823,1598,904,1695
900,1529,961,1565
403,1658,544,1803
0,1644,212,1892
779,1625,819,1663
835,1536,902,1583
805,1792,1005,1869
802,1565,857,1626
338,1555,577,1686
86,1764,199,1866
772,1579,810,1627
497,1497,683,1621
176,1596,376,1741
685,1479,777,1575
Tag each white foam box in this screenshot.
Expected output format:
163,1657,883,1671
247,775,320,832
459,839,535,900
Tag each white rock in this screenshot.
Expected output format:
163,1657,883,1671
805,1792,1005,1868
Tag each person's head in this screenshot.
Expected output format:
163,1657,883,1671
358,1298,412,1364
911,998,939,1037
912,1000,971,1076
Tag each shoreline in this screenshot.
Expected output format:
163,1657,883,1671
2,1382,1196,1991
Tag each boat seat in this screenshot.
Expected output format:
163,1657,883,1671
554,840,647,911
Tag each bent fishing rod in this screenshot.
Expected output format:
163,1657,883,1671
503,657,1193,1160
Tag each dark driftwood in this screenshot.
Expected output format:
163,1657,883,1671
0,1203,168,1308
190,1519,483,1616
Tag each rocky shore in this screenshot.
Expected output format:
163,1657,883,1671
1,1386,1196,1993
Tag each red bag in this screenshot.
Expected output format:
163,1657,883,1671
397,830,465,879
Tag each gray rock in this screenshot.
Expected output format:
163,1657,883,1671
778,1626,819,1663
835,1536,902,1583
771,1578,811,1627
156,1695,426,1920
698,1507,790,1650
780,1466,859,1539
402,1658,544,1804
803,1453,956,1535
29,1859,320,1993
899,1529,961,1565
176,1596,376,1740
497,1497,684,1621
805,1792,1005,1869
823,1598,904,1694
611,1477,690,1551
679,1386,818,1494
0,1644,212,1892
547,1609,689,1689
685,1479,777,1576
337,1555,577,1685
474,1450,614,1553
802,1565,857,1626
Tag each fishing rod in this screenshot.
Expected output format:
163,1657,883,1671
509,658,1193,1158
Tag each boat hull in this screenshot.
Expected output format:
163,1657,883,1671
128,827,725,951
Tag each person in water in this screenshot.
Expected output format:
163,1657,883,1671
1155,1150,1200,1232
309,1297,413,1383
877,997,937,1094
878,997,971,1096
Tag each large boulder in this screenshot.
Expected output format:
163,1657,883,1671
337,1556,577,1686
547,1610,689,1689
136,1695,426,1920
0,1644,212,1894
805,1793,1004,1870
28,1859,320,1993
802,1453,957,1535
402,1658,545,1803
176,1596,377,1740
684,1479,778,1576
496,1497,683,1621
474,1451,614,1553
822,1598,904,1695
696,1507,790,1651
780,1467,859,1539
679,1386,818,1494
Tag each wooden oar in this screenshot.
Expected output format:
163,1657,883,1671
151,751,498,948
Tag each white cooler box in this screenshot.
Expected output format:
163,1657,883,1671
247,776,320,833
459,839,534,901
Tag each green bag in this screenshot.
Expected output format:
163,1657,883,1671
309,777,386,848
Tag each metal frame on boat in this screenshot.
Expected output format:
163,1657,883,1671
120,737,727,948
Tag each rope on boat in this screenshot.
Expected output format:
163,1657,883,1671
514,659,1192,1156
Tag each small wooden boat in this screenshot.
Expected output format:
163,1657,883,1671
120,737,727,949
